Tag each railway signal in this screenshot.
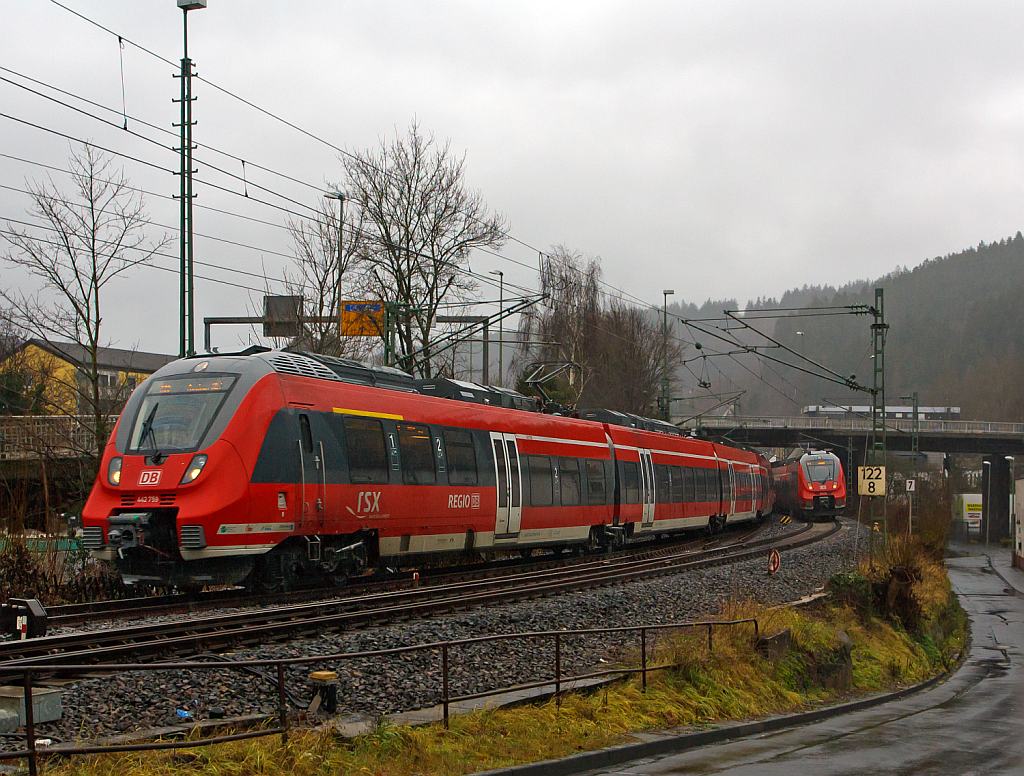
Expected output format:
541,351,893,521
768,549,781,575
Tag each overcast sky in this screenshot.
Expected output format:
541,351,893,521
3,1,1024,356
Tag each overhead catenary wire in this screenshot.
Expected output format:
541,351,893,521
0,64,326,194
0,226,267,294
15,8,842,400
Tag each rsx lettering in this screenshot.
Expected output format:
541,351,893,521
357,491,381,513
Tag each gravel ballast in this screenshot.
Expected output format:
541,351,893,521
20,517,865,746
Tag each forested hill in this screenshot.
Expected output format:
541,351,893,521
688,232,1024,421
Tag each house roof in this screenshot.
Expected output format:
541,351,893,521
23,338,176,374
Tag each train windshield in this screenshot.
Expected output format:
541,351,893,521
128,375,236,453
802,456,838,483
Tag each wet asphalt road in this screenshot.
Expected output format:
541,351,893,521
584,548,1024,776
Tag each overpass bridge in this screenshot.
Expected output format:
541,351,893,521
684,414,1022,544
684,415,1024,455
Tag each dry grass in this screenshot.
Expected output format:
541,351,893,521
43,571,965,776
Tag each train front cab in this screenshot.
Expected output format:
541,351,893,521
794,453,846,521
81,356,278,588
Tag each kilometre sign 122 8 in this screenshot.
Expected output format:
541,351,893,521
857,465,886,496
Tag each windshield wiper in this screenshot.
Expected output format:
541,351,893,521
138,402,163,462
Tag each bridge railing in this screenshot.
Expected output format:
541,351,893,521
0,416,117,461
685,415,1024,436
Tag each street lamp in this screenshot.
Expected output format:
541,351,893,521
489,270,504,385
176,0,206,357
983,460,992,549
899,393,920,535
661,289,675,420
1007,456,1016,562
324,190,347,337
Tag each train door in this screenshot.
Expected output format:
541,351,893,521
491,432,522,536
297,413,326,533
639,449,655,527
726,462,736,517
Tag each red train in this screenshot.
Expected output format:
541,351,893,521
82,350,775,589
771,451,846,521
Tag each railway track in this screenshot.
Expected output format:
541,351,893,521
0,520,839,675
41,521,768,627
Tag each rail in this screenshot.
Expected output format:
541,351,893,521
0,617,758,774
686,415,1024,436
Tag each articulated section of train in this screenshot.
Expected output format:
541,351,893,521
82,350,775,590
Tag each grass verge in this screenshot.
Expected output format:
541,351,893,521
41,542,965,776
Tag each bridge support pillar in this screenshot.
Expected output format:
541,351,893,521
982,455,1013,545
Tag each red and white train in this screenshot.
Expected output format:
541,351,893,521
82,350,775,589
771,450,846,521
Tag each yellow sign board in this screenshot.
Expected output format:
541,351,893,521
340,301,385,337
857,465,886,497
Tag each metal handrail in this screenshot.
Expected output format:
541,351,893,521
0,616,759,774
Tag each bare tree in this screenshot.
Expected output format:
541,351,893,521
1,143,169,461
343,121,506,376
583,301,682,414
515,247,602,404
281,194,377,357
516,248,682,415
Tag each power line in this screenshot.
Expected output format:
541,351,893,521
0,227,266,294
14,8,843,399
0,216,275,291
45,0,548,258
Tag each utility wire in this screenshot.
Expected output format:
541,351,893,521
0,227,266,294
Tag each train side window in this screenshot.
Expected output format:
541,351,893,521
622,461,640,504
585,460,607,505
398,423,436,485
655,464,671,504
299,414,314,454
672,466,684,502
493,439,508,508
692,468,705,502
709,469,720,502
444,429,478,485
683,467,694,502
528,456,553,506
559,457,581,506
342,417,388,483
506,440,521,508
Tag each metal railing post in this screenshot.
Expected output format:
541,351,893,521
442,643,450,729
640,627,648,692
707,623,713,653
24,669,37,776
753,619,759,639
554,632,562,707
276,662,288,743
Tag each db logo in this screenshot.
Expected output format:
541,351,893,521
139,470,162,486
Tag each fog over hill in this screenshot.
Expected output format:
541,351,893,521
666,232,1024,422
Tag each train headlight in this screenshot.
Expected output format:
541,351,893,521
107,457,122,486
180,454,208,484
